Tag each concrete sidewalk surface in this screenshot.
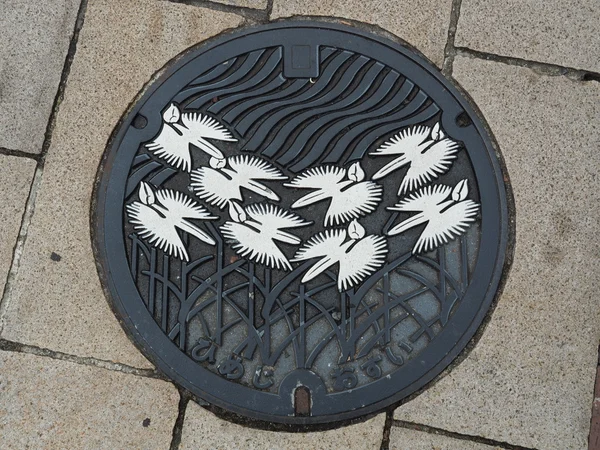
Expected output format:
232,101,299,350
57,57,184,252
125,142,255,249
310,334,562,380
0,0,598,449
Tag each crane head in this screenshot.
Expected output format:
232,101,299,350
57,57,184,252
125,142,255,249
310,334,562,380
430,122,446,141
452,179,470,202
347,161,366,182
138,181,156,206
162,103,181,124
209,156,227,169
348,219,366,240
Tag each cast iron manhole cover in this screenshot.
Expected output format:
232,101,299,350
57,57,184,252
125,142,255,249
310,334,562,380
93,21,510,426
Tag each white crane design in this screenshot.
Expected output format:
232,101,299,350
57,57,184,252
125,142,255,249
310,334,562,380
220,202,311,270
145,103,236,172
191,155,287,209
126,182,217,261
386,179,479,254
284,162,382,227
292,220,388,291
370,122,460,194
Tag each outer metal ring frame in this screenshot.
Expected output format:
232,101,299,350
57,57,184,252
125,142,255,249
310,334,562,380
92,20,511,426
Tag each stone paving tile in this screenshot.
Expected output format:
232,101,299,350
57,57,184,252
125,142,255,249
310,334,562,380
180,402,385,449
270,0,453,67
215,0,268,9
0,155,36,297
590,366,600,449
0,0,80,154
455,0,600,73
0,0,243,366
390,426,502,449
0,350,178,449
395,57,600,450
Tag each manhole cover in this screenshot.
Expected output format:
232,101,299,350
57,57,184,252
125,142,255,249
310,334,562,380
93,21,510,426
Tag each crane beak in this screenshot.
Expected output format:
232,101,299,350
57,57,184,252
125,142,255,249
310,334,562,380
193,138,225,160
387,212,427,236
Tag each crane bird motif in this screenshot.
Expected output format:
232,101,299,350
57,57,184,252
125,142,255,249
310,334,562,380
220,202,312,270
370,122,460,194
292,220,388,292
126,182,217,261
386,179,479,254
190,155,287,209
145,103,236,172
284,162,383,227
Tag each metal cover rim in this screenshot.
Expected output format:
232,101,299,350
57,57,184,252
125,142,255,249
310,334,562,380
92,20,511,427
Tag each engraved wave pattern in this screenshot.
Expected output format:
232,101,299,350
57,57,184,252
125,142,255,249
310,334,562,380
173,46,440,173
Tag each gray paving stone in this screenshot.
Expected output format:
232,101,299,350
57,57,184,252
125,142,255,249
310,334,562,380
395,56,600,450
0,0,80,154
455,0,600,72
0,0,243,366
0,155,36,297
270,0,453,67
390,426,502,449
180,401,385,449
215,0,268,9
0,350,178,449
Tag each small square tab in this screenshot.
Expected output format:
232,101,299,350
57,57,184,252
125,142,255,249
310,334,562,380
283,44,319,79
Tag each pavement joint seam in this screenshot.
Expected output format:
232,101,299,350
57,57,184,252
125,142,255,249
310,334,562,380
379,410,394,450
0,338,167,380
265,0,274,20
456,47,600,82
393,420,539,450
0,147,41,162
0,167,43,334
166,0,270,22
442,0,463,76
39,0,89,162
169,389,191,450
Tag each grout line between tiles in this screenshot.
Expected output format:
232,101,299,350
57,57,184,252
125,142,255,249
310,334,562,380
0,338,167,380
0,166,43,333
380,410,393,450
0,147,41,161
455,47,600,82
442,0,463,76
169,389,191,450
393,419,539,450
166,0,270,22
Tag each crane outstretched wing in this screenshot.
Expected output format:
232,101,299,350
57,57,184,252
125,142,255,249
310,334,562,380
389,184,452,213
156,189,217,221
399,138,460,194
370,125,431,156
126,202,188,261
181,112,236,141
247,203,310,228
228,155,286,181
325,181,382,226
220,221,291,270
338,235,388,291
190,167,243,209
145,124,193,172
284,165,346,190
293,229,347,261
413,200,479,254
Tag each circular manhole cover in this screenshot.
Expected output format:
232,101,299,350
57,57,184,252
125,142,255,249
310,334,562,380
93,21,510,426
